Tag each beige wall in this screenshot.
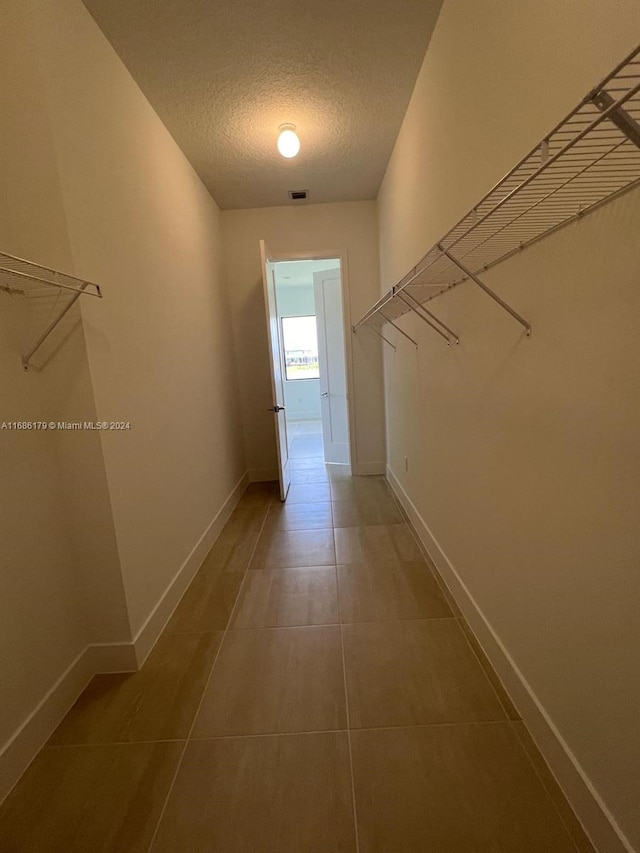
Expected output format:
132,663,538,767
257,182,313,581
377,2,640,851
0,0,245,791
0,304,87,751
222,203,385,478
26,0,246,636
0,0,129,782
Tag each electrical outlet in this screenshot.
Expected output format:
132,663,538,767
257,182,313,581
404,455,409,472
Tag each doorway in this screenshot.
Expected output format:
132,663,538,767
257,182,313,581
272,258,351,471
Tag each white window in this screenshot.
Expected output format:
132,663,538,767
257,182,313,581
281,316,320,380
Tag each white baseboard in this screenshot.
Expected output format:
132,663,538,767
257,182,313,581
352,460,386,476
0,641,136,805
387,466,633,853
133,472,250,665
0,472,250,808
248,467,279,482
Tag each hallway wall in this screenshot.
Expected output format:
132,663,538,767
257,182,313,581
222,202,386,478
0,0,132,801
0,0,246,799
377,2,640,851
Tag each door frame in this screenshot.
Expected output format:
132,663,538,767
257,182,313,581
270,249,357,470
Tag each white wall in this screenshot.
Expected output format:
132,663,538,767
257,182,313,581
222,202,386,478
0,0,246,799
26,0,246,636
0,1,131,800
377,3,640,851
276,282,321,421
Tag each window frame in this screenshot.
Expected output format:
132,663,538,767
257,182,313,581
280,314,320,382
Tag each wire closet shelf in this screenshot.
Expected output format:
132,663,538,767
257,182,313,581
0,252,102,370
354,45,640,346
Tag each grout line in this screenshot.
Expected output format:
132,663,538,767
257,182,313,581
508,721,588,853
187,718,513,740
454,617,514,721
335,536,361,853
384,483,518,721
386,486,463,614
167,617,460,639
45,717,522,752
227,621,340,632
44,738,187,750
383,481,590,849
145,495,272,852
189,728,347,742
347,719,513,734
454,616,520,721
225,615,456,633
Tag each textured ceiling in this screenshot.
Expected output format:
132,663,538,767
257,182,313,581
82,0,443,209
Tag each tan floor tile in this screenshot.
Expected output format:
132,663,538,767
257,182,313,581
427,561,463,616
0,742,182,853
330,476,391,502
263,501,333,531
290,468,330,484
50,633,222,744
250,528,336,569
225,502,271,531
285,483,332,503
289,457,329,471
151,733,355,853
351,724,577,852
343,620,506,728
326,464,352,479
512,722,597,853
289,420,322,435
201,504,268,572
231,568,338,628
338,562,452,623
457,617,521,720
201,535,258,573
192,626,346,736
332,495,403,527
334,524,423,565
236,481,280,506
289,437,324,460
164,571,243,633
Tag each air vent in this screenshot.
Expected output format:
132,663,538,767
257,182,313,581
288,190,308,200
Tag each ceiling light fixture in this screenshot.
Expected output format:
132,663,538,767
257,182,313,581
277,123,300,158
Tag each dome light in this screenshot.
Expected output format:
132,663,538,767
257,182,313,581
277,124,301,158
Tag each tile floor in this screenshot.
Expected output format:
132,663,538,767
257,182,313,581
0,425,596,852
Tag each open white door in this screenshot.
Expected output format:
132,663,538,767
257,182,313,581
313,268,350,465
260,240,291,500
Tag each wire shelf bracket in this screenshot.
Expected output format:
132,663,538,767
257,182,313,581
396,290,459,345
439,245,531,336
379,309,418,349
0,252,103,370
591,90,640,149
353,45,640,342
362,323,397,351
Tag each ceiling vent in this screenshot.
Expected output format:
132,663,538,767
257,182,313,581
288,190,308,200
